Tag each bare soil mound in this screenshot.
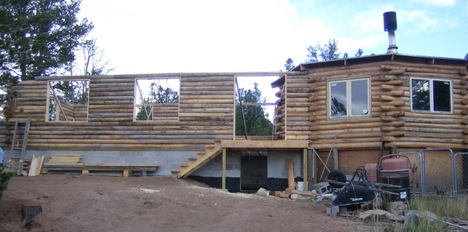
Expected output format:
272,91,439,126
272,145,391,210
0,175,365,232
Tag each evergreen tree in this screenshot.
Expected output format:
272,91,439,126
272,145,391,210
0,167,14,201
136,81,179,120
0,0,93,84
284,58,295,71
306,38,364,63
236,83,273,136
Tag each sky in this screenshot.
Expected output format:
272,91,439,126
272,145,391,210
78,0,468,75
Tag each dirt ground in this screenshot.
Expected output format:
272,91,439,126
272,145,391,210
0,174,371,232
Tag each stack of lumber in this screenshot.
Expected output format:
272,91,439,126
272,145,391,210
43,155,84,172
45,154,82,165
82,164,159,177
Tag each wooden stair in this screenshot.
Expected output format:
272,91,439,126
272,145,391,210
172,141,223,178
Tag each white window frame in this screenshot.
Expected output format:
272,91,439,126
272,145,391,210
328,78,370,118
410,77,453,113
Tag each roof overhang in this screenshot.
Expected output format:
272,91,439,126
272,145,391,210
293,53,468,71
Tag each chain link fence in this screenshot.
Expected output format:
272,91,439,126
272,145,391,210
452,152,468,196
398,148,454,196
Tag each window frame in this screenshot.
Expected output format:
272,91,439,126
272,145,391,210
410,77,453,113
328,78,370,118
46,79,90,122
133,77,180,122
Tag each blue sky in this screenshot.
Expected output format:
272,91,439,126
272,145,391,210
79,0,468,74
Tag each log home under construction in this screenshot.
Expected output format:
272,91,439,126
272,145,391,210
2,53,468,193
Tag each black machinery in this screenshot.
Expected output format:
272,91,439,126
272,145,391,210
327,166,402,207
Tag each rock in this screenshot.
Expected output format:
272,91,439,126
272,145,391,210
404,210,439,226
256,188,269,197
290,194,299,200
404,210,419,226
389,201,408,216
419,210,439,222
359,209,404,223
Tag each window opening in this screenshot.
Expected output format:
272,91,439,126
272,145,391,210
47,80,89,122
134,78,180,121
235,76,278,138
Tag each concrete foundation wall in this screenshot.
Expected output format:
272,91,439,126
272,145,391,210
5,150,199,176
191,150,302,179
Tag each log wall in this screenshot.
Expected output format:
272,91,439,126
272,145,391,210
306,59,468,151
7,75,237,151
285,75,311,141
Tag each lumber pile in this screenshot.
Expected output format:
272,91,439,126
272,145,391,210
44,154,83,166
42,154,159,177
43,155,84,173
82,164,159,177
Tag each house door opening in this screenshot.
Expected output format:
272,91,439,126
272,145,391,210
241,155,267,192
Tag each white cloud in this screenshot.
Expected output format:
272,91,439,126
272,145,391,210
77,0,467,73
411,0,456,7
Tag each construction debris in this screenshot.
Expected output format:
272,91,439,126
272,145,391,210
358,209,404,223
389,201,408,216
21,205,42,225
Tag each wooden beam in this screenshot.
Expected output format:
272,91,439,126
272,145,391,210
220,140,308,149
287,159,295,189
302,148,308,191
35,71,308,81
222,148,227,190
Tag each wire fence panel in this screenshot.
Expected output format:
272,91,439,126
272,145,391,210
453,152,468,196
399,148,453,196
423,149,453,195
396,151,422,194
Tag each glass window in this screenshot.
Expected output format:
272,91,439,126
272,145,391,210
351,80,369,116
329,79,369,118
411,78,452,113
330,82,347,116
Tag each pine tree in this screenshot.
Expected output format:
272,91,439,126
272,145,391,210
0,167,14,200
235,83,273,136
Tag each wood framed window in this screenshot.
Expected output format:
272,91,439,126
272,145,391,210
134,78,180,121
328,78,370,118
411,78,452,113
46,80,89,122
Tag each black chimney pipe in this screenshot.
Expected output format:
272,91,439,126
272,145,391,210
383,11,398,54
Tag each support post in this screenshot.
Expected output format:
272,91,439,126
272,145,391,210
333,148,339,170
303,148,308,191
222,148,227,190
287,159,295,189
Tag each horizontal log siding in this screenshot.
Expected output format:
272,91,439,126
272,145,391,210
8,75,236,151
285,75,311,140
273,85,286,139
307,60,468,150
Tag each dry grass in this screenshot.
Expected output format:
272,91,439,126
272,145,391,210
402,195,468,232
409,195,468,220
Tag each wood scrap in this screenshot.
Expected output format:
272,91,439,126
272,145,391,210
28,156,45,176
274,191,290,199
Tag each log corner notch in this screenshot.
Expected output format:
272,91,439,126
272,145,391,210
462,71,468,145
378,67,406,143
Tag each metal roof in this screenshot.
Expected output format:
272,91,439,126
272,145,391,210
293,53,468,71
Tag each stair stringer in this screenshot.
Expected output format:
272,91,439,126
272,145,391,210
173,141,223,178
